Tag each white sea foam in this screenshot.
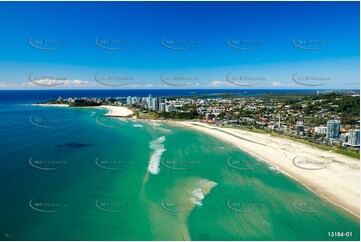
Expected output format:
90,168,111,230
148,136,166,175
148,122,162,126
153,127,172,133
189,179,218,206
133,124,144,128
190,188,205,206
269,166,280,173
159,127,172,132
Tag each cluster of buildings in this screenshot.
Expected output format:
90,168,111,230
135,94,360,150
126,95,174,112
314,120,360,147
54,92,359,151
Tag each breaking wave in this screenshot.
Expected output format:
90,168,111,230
153,127,172,133
269,166,280,173
148,136,166,175
189,179,218,206
148,122,162,126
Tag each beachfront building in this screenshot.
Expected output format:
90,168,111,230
126,96,140,106
67,98,75,104
340,133,349,144
141,97,147,107
147,94,152,109
314,126,327,135
205,113,215,120
347,129,360,146
165,105,172,112
57,96,63,103
127,96,132,106
159,103,166,112
326,120,340,139
152,98,158,111
132,97,139,105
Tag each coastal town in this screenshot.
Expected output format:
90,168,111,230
2,0,360,240
49,90,360,154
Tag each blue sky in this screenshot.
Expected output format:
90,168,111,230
0,1,359,89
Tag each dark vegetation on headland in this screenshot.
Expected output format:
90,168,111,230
41,98,102,107
69,99,102,107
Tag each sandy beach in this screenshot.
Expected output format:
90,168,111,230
99,105,134,117
32,104,133,117
180,121,360,217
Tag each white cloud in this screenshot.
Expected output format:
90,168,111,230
0,79,97,89
29,78,64,86
271,81,294,87
128,83,154,88
0,82,33,88
208,81,232,87
63,79,90,86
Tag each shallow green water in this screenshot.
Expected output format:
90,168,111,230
0,105,359,240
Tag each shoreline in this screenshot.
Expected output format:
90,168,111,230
97,105,134,117
178,121,360,218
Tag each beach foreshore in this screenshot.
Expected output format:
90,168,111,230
98,105,134,117
31,104,134,117
176,121,360,218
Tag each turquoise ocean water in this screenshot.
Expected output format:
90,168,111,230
0,101,359,240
